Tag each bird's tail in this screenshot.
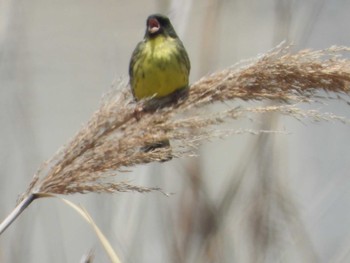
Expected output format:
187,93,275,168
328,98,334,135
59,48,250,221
141,139,172,162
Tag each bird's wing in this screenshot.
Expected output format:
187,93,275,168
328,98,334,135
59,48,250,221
177,40,191,75
129,40,146,97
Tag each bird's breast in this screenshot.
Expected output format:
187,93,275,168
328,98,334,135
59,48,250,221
133,36,189,100
145,36,178,61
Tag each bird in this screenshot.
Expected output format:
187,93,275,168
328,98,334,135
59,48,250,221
129,14,190,108
129,14,190,161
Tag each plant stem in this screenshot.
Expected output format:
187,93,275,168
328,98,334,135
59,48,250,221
0,193,37,235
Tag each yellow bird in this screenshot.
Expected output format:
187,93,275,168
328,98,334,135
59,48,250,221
129,13,190,109
129,14,190,160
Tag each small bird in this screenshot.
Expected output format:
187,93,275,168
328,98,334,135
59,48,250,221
129,14,190,160
129,14,190,108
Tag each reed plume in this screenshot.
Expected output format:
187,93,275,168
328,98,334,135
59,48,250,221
1,44,350,236
24,44,350,197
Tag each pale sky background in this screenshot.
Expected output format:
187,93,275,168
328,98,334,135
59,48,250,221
1,1,350,262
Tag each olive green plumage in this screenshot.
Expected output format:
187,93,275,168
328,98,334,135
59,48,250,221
129,14,190,107
129,14,191,161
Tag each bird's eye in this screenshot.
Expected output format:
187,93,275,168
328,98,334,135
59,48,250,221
148,18,160,34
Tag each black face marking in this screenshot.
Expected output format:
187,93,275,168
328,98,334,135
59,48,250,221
144,14,178,39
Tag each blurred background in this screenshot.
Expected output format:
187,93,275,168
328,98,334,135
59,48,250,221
1,0,350,262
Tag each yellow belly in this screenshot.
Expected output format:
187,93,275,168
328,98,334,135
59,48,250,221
132,36,189,100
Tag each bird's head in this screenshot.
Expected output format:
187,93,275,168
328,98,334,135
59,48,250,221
145,14,178,38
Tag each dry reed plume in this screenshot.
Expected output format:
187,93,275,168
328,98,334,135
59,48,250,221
24,44,350,197
1,44,350,236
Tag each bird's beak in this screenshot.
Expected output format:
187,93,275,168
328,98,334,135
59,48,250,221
148,18,160,34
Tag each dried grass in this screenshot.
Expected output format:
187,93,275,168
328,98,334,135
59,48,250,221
21,44,350,198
